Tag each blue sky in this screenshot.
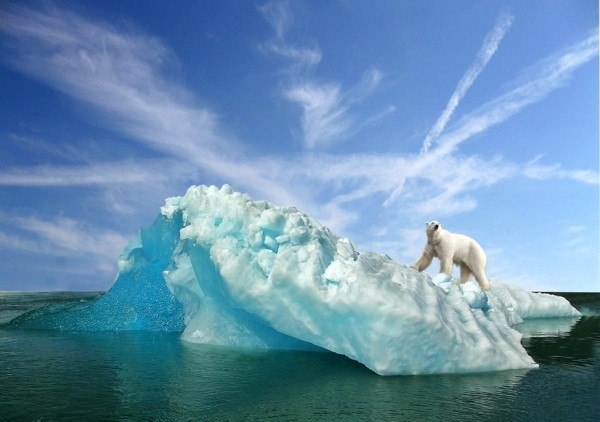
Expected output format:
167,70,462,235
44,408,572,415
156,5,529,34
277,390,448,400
0,1,598,292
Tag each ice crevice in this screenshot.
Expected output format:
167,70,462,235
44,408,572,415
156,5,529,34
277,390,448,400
8,184,582,376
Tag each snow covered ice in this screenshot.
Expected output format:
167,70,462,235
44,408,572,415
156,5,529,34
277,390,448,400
8,185,581,375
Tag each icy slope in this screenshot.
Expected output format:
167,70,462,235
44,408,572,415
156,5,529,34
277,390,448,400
8,185,581,375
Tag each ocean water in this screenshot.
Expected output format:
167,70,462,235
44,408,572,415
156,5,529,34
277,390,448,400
0,292,598,421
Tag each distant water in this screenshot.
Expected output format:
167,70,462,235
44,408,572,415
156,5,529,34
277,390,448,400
1,292,598,421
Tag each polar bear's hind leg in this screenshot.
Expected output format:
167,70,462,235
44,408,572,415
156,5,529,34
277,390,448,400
471,266,490,291
459,264,472,284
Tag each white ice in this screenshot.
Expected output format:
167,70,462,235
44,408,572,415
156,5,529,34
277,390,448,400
159,185,580,375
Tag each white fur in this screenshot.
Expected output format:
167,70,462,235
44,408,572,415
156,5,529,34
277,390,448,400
411,221,490,291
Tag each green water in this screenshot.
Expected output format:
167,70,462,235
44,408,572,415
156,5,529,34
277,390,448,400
0,292,598,421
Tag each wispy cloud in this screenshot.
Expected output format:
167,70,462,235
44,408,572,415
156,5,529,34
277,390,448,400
260,42,322,68
0,3,597,290
257,0,293,40
434,29,599,155
422,11,514,154
0,213,128,275
257,2,389,150
523,156,599,184
284,68,390,149
385,26,599,208
0,159,192,186
0,4,230,163
0,3,304,209
2,3,596,218
285,82,351,149
257,0,321,69
565,225,586,234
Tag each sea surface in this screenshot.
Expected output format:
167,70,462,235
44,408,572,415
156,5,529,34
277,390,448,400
0,291,598,421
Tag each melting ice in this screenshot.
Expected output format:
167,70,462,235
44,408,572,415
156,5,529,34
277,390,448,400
8,185,581,375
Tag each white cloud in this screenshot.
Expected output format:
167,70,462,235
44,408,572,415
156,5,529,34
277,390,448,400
0,3,304,211
0,159,192,186
257,3,389,150
558,224,595,257
285,82,351,149
0,4,232,164
350,68,385,101
0,3,597,290
565,225,586,234
260,41,322,68
386,27,599,208
283,68,389,149
422,11,514,153
0,214,128,275
522,161,599,184
438,29,598,155
257,0,294,40
257,1,321,69
2,3,596,223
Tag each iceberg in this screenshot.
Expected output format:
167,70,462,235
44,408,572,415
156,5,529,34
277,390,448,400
8,185,581,375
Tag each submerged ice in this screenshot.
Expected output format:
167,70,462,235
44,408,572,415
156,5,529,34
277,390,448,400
9,185,581,375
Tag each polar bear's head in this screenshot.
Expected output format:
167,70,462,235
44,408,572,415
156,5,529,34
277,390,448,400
425,220,442,234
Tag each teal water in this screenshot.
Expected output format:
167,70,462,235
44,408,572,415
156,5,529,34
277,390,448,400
0,292,598,421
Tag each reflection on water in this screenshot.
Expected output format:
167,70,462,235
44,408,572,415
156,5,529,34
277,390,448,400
174,342,531,420
1,321,598,421
0,291,598,420
515,317,580,338
0,329,534,420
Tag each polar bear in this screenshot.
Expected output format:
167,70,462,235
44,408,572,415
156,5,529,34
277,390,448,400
411,221,490,291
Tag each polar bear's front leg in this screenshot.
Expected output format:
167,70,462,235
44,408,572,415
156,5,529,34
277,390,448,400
411,249,433,272
439,258,453,275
